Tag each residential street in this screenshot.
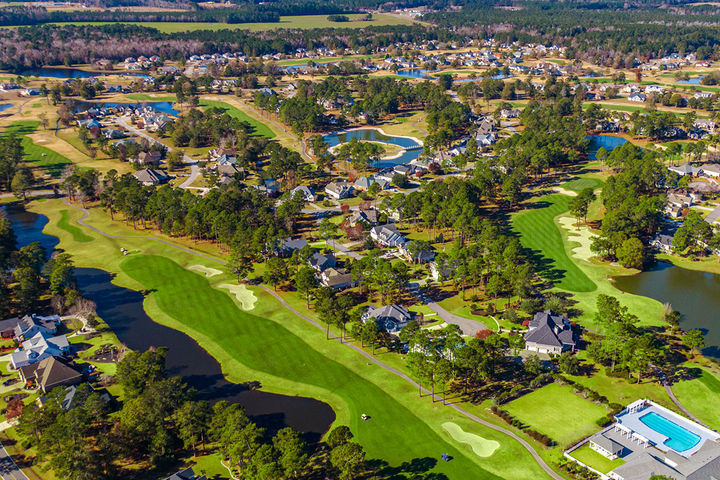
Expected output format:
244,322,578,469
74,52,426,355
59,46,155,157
0,444,28,480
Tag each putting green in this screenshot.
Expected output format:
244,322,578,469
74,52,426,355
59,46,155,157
188,264,222,277
442,422,500,458
217,283,257,311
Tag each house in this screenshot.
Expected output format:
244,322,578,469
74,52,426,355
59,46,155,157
263,179,280,196
361,304,413,332
354,176,389,191
701,163,720,178
18,357,82,393
429,260,456,282
588,433,625,460
668,163,702,177
13,314,58,341
133,169,170,186
166,468,207,480
325,182,352,200
103,128,125,139
694,119,717,133
319,268,355,290
500,108,521,118
667,192,693,209
347,208,379,226
628,93,647,102
136,151,162,166
77,119,103,129
370,224,406,247
20,88,40,97
276,238,308,256
217,163,242,178
475,133,496,147
524,310,576,355
309,252,336,272
290,185,316,202
10,332,72,370
214,154,237,166
398,241,435,264
650,234,674,252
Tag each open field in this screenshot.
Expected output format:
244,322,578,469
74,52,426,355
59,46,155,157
568,444,625,473
503,383,609,447
199,99,275,138
512,194,597,292
672,366,720,430
28,198,558,480
45,14,413,32
1,121,72,176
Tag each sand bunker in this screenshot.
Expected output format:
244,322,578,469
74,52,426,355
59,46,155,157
218,284,257,311
442,422,500,458
552,187,578,197
188,264,222,277
558,216,597,261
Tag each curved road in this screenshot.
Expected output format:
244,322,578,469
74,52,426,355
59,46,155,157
60,199,563,480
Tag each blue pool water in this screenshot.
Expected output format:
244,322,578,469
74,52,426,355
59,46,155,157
640,412,701,452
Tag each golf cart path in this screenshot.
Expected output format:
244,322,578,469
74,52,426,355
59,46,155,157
60,199,563,480
651,364,708,427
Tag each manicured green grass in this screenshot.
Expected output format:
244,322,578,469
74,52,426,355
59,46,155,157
57,209,94,242
120,254,486,476
504,383,609,447
126,94,177,101
199,99,275,138
46,14,412,33
2,121,72,176
562,178,602,193
569,444,624,473
672,366,720,430
512,194,597,292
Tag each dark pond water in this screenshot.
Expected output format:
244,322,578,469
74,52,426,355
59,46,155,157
323,128,423,167
1,204,335,440
396,69,432,79
20,68,150,79
587,134,628,160
613,261,720,357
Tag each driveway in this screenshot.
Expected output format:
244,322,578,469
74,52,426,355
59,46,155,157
409,285,488,336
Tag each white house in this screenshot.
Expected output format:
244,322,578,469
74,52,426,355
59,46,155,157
10,332,71,370
370,224,406,247
325,182,352,200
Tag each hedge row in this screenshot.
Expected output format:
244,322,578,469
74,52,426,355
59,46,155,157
490,406,555,447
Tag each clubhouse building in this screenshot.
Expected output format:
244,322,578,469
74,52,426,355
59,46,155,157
567,399,720,480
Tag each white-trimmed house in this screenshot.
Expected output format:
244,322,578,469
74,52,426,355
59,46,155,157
370,224,406,247
524,310,576,355
361,304,413,332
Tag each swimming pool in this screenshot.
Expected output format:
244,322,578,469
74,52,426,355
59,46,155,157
640,412,701,452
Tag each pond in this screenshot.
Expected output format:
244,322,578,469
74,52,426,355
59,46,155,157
323,128,423,167
20,68,150,79
677,76,705,85
613,261,720,357
0,104,13,113
1,204,335,440
396,69,432,79
587,134,627,160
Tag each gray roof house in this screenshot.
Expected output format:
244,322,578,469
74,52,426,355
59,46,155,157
18,356,82,393
668,163,703,177
370,224,406,247
309,252,336,272
524,310,576,355
134,169,170,186
361,305,413,332
588,432,625,460
13,314,58,341
290,185,316,202
319,268,355,290
166,468,207,480
325,182,352,200
276,237,308,256
10,332,72,370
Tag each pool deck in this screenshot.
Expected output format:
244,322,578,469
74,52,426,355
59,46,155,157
615,401,719,457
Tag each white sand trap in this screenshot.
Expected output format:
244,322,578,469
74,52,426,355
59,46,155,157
442,422,500,458
218,284,257,311
188,264,222,277
558,216,597,261
552,187,578,197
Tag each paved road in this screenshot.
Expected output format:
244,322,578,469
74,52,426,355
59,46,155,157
705,204,720,224
60,199,561,480
0,189,54,200
0,443,29,480
409,285,488,336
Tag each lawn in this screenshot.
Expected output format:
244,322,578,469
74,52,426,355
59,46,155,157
199,99,275,138
672,366,720,430
504,383,609,447
29,198,557,480
2,121,72,176
57,209,94,242
47,14,413,33
561,178,602,193
512,194,597,292
569,444,625,473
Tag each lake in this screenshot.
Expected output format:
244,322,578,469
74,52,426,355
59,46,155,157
396,69,432,79
677,76,705,85
1,204,335,440
74,100,179,116
20,68,150,79
613,262,720,357
587,134,627,160
323,128,423,167
0,104,13,113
